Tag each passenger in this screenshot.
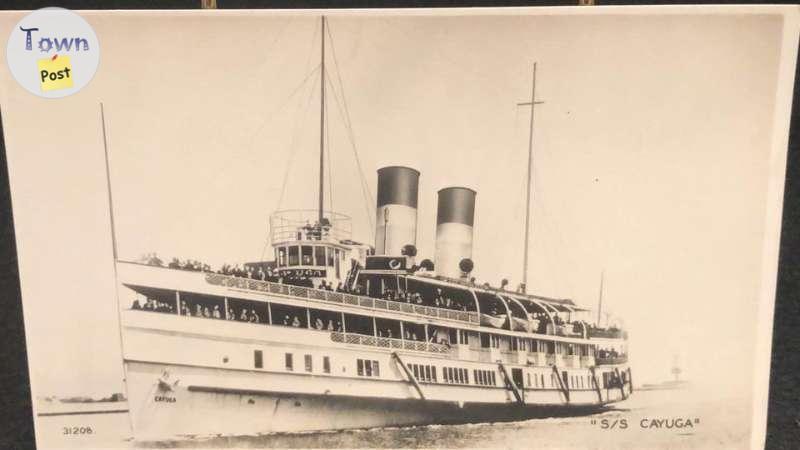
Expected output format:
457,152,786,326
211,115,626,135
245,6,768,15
435,288,444,306
283,315,290,326
203,307,211,318
292,316,301,327
240,310,249,322
226,308,235,320
335,321,343,332
250,309,260,323
327,320,334,331
194,305,203,317
387,329,393,338
132,300,141,310
315,318,324,330
212,305,221,319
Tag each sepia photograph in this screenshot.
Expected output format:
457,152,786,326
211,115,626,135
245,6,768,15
0,5,797,449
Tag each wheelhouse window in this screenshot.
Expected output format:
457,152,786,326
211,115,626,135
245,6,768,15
314,246,326,266
323,356,331,374
305,354,313,372
301,246,313,265
254,350,263,369
277,247,287,267
285,353,293,371
288,246,299,266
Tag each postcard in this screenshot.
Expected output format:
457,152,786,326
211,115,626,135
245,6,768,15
0,5,797,449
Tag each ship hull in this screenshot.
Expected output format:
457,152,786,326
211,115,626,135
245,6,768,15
126,360,612,439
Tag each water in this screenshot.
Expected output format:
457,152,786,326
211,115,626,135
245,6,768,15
35,389,751,449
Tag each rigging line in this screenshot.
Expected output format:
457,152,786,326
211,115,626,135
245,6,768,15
273,18,322,208
259,23,322,262
247,64,321,145
261,74,319,263
325,71,375,239
277,64,320,211
247,17,296,89
325,25,376,232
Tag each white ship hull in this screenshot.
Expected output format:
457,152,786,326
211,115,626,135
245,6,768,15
126,360,616,439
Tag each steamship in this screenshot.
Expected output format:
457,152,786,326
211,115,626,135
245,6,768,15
114,17,632,439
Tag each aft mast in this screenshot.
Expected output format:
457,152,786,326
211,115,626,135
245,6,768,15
318,16,326,223
518,63,544,292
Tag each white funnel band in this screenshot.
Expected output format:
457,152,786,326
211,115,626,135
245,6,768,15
434,222,473,279
376,204,418,256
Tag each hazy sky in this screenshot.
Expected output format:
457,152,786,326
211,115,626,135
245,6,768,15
0,9,790,404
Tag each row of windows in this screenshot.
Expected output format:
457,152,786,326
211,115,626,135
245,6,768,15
443,367,469,385
258,351,607,391
276,245,343,268
410,363,437,383
277,352,331,374
357,359,380,377
474,369,497,386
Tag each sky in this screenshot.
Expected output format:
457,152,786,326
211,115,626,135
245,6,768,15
0,8,790,408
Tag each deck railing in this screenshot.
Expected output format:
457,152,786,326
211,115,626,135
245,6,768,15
596,355,628,365
205,273,480,325
587,328,627,339
330,331,451,354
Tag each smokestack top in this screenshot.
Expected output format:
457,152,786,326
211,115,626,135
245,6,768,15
377,166,420,208
437,186,477,226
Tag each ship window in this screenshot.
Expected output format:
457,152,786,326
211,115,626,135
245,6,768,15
372,360,380,377
527,373,531,387
357,359,364,376
314,246,325,266
541,374,545,387
277,247,287,267
323,356,331,374
458,330,469,345
425,365,431,381
335,249,341,278
254,350,263,369
490,372,496,386
301,246,313,265
285,353,293,371
327,247,334,266
288,246,299,266
431,366,437,382
364,360,372,376
305,354,313,372
413,364,420,379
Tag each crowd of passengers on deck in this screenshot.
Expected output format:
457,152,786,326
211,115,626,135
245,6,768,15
144,256,620,336
377,287,472,312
